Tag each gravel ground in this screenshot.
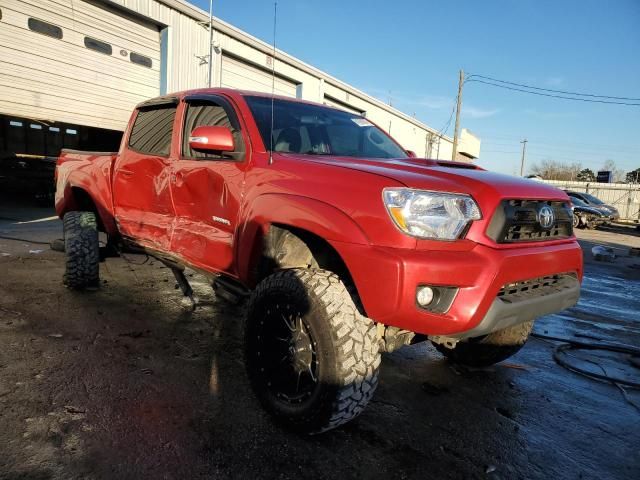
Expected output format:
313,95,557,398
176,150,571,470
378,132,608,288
1,205,639,480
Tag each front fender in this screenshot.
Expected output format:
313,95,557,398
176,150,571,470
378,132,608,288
236,193,370,285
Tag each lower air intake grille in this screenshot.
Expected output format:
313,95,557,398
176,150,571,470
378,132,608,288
497,273,577,303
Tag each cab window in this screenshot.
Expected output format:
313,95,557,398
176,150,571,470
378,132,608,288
128,104,176,156
182,99,245,161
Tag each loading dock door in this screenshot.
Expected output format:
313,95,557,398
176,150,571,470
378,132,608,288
0,0,161,131
221,54,298,98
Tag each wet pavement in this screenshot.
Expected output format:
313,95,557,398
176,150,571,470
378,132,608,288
1,205,639,479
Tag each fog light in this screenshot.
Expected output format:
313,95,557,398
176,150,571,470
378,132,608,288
416,286,434,306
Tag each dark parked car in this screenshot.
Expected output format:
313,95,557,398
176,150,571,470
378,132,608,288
570,196,609,229
565,191,620,222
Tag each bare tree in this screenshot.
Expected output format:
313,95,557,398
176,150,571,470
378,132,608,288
530,160,583,181
601,160,626,183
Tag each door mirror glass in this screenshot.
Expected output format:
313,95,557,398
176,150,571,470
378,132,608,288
188,126,235,153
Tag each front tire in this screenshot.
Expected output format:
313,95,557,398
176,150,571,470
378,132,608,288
63,211,99,289
433,321,534,367
244,269,380,433
572,213,580,228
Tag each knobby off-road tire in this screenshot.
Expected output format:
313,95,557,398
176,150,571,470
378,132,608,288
433,321,534,367
245,268,380,434
63,211,99,289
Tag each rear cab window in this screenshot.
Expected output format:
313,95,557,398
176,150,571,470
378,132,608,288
128,103,177,156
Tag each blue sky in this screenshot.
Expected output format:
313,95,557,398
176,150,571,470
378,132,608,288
194,0,639,175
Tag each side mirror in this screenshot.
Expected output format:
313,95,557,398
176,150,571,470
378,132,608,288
189,126,234,152
406,150,417,158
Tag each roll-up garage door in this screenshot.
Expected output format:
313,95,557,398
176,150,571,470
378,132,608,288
323,95,365,116
221,54,298,98
0,0,161,131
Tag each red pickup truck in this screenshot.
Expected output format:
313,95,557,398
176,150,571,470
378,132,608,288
55,88,582,433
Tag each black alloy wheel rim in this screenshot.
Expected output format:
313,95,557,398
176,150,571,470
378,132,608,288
255,300,319,404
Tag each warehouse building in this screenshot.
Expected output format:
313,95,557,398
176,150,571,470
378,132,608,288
0,0,480,163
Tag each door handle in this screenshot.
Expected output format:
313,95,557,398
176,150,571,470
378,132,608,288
118,169,134,177
171,171,183,183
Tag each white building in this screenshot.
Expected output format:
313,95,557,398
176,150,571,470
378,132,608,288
0,0,480,160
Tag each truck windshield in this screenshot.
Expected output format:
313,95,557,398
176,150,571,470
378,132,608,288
244,96,408,159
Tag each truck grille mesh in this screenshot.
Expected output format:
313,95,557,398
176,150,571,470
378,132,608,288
497,273,577,303
486,200,573,243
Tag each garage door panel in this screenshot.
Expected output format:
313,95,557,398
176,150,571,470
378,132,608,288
10,0,160,60
0,31,159,87
0,70,152,112
221,55,297,98
1,61,155,101
1,89,132,131
0,0,161,130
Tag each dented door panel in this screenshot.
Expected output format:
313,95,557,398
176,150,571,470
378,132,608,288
113,152,174,250
169,160,245,274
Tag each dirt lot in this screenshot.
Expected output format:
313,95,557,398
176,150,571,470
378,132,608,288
1,204,639,480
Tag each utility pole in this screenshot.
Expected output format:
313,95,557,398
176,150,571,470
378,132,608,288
207,0,214,87
451,69,464,161
520,139,528,176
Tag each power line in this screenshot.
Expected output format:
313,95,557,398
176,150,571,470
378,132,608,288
436,101,456,137
467,74,640,101
467,79,640,106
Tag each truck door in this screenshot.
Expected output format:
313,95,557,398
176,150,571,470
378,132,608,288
169,95,249,274
112,99,178,251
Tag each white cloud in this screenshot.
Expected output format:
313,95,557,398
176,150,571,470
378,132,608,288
464,106,500,118
364,88,499,119
414,95,454,110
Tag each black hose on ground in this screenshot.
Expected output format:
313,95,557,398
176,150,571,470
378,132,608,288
531,332,640,392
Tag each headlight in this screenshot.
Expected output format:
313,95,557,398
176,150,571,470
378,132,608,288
383,188,481,240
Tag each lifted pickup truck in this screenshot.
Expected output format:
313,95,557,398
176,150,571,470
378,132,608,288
55,88,582,433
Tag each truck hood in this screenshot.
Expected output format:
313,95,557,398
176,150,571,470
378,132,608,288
307,156,569,202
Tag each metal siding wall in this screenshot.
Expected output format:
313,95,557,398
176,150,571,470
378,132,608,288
0,0,160,130
323,96,364,115
221,54,297,97
108,0,210,90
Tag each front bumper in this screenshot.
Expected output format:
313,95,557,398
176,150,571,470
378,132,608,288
330,239,583,337
452,273,579,338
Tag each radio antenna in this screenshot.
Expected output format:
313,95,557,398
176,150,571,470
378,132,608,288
268,2,277,165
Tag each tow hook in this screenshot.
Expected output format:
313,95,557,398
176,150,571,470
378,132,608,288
428,336,459,349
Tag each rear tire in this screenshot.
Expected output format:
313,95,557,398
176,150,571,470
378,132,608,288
63,211,99,289
433,321,533,367
244,268,380,433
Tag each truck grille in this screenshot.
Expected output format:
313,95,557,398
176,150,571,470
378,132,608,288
497,273,577,303
486,200,573,243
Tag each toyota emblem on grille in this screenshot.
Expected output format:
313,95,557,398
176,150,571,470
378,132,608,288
538,205,555,229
